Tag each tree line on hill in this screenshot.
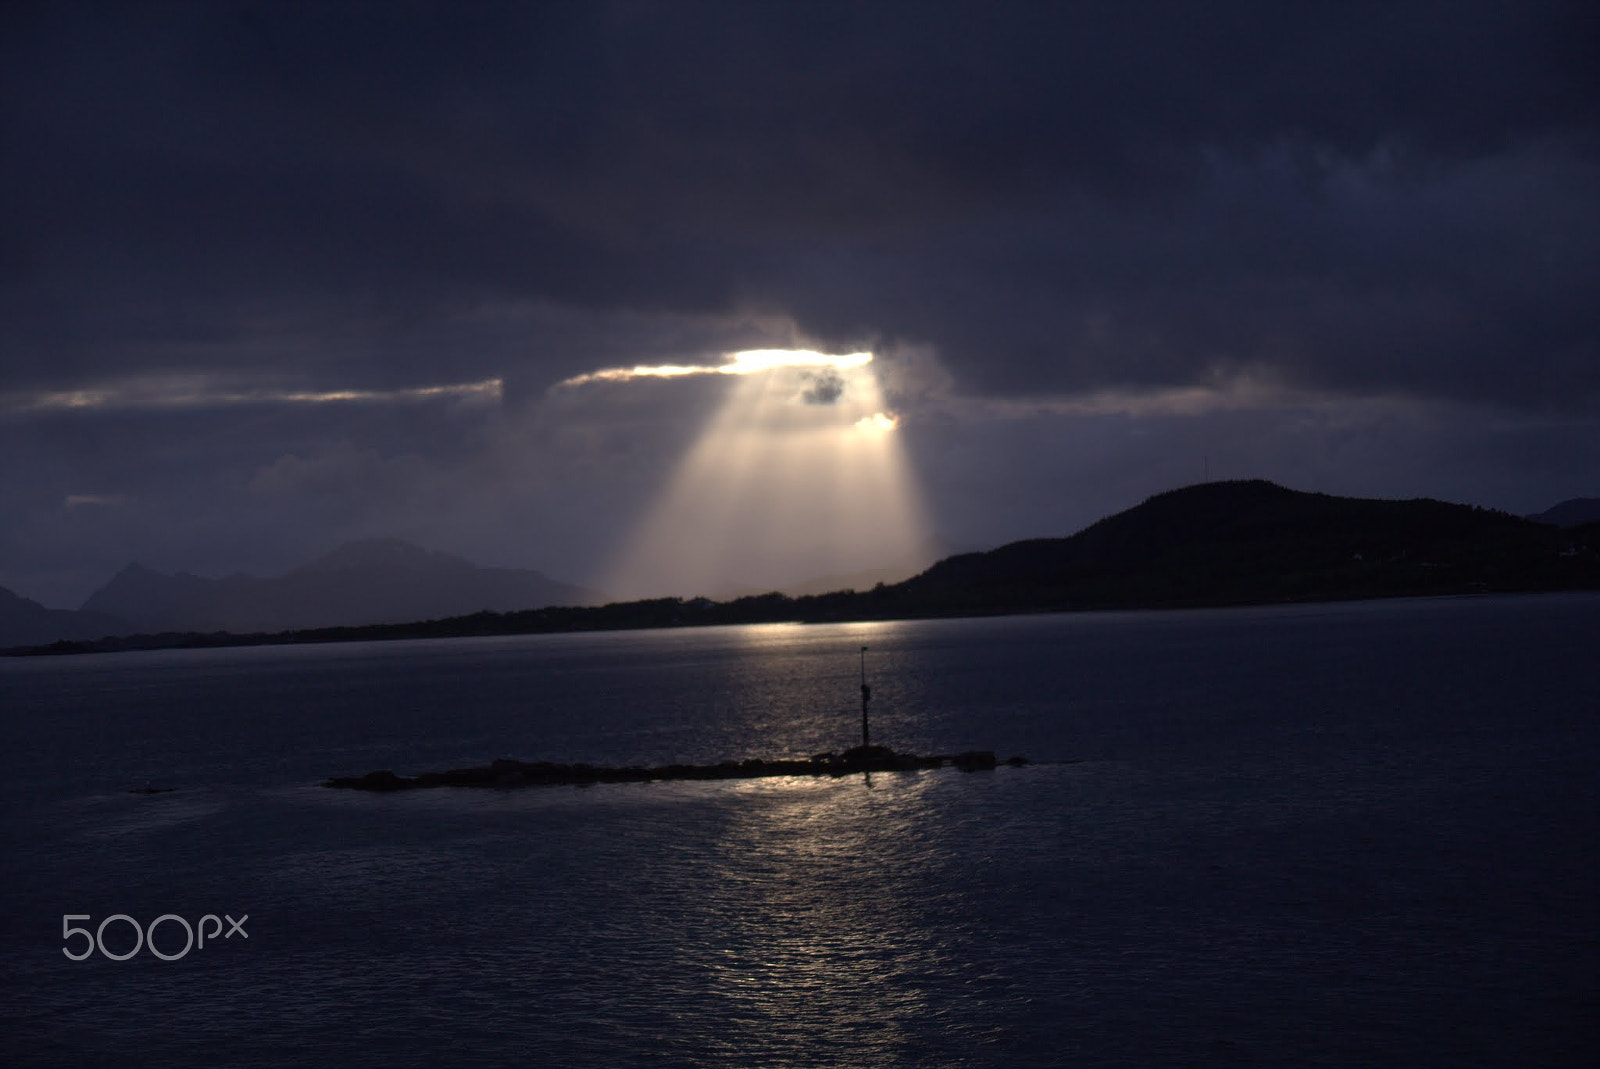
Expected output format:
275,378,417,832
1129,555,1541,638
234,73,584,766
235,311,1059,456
10,480,1598,656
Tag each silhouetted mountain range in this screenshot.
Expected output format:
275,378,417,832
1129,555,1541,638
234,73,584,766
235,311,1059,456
78,538,601,634
15,481,1599,656
0,586,128,649
1528,498,1600,527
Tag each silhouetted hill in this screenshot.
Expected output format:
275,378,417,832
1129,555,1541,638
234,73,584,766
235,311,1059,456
81,538,601,633
0,585,129,648
20,482,1599,658
895,480,1596,610
1528,498,1600,527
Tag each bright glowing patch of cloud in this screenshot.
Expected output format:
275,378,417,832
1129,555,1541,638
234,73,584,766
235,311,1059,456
556,349,873,389
64,493,124,509
1017,378,1324,418
726,350,872,373
3,377,503,414
855,412,898,432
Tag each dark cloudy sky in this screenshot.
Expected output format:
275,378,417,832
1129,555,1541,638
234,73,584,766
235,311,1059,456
3,0,1597,607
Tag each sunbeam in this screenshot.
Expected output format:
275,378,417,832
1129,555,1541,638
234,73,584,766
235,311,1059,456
588,350,927,600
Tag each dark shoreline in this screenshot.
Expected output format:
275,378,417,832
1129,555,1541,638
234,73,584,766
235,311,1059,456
7,588,1591,660
325,747,1028,790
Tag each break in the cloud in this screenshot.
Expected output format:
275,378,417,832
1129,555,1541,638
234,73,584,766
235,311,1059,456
555,350,873,389
0,1,1596,606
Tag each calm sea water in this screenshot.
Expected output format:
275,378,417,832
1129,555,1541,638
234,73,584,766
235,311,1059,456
2,595,1596,1066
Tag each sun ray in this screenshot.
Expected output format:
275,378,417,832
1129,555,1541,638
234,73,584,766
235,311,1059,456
594,350,927,600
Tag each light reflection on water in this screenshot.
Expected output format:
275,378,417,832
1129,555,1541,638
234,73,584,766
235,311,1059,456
699,775,943,1066
2,594,1598,1065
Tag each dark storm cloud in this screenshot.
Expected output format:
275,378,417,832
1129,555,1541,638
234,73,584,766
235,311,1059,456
3,0,1595,407
800,370,845,406
3,0,1598,607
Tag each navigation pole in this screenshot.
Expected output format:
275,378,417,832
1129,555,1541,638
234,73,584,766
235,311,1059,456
859,645,871,747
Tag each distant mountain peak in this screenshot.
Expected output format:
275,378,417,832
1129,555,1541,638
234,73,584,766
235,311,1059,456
1528,498,1600,528
95,561,215,594
77,536,599,634
93,562,173,598
2,583,130,648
